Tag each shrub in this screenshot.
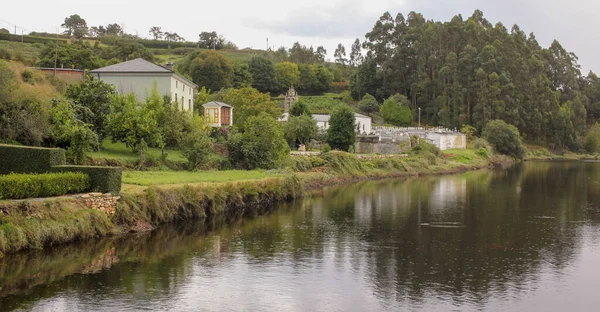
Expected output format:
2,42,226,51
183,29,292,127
0,172,90,199
181,129,214,170
476,147,489,159
584,123,600,154
0,144,65,174
461,124,477,142
358,93,379,114
381,95,412,126
21,69,34,84
321,143,331,153
52,165,122,194
482,120,525,159
0,48,11,60
227,113,290,169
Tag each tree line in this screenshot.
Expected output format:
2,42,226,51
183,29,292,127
348,10,600,150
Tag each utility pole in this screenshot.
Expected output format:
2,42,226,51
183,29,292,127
266,38,269,51
418,107,421,129
21,30,23,43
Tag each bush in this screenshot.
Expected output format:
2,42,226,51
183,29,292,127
181,130,214,170
52,165,122,194
227,113,290,169
0,172,90,199
461,124,477,142
0,144,65,175
21,69,34,84
381,95,412,126
584,123,600,154
476,147,489,159
482,120,525,159
358,93,379,114
0,48,11,60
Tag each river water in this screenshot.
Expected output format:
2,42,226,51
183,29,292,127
2,161,600,311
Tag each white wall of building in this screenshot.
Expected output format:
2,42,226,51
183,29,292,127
94,72,195,112
170,75,195,112
355,116,372,134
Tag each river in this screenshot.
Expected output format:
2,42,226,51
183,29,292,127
2,161,600,311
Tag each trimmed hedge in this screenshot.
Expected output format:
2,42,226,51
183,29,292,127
0,172,90,199
0,33,68,45
0,144,66,174
52,166,122,194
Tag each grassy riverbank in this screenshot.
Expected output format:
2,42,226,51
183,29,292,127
0,149,492,256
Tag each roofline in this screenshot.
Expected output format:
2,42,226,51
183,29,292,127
172,72,198,89
33,67,85,72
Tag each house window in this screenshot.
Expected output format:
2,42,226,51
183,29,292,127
183,85,185,92
176,81,178,88
189,99,191,110
175,93,178,103
181,96,184,110
205,108,219,123
189,88,191,95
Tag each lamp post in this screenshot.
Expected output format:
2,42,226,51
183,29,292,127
418,107,421,130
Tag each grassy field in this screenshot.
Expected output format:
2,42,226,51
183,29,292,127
122,170,286,186
0,41,43,64
90,139,186,162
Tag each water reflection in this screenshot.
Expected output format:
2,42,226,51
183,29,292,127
2,162,600,311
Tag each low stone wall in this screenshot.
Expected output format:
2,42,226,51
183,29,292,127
80,193,120,216
355,135,411,154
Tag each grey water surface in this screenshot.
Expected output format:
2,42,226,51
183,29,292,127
2,161,600,311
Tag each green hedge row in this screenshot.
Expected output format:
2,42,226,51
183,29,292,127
52,166,122,194
0,172,89,200
0,33,68,45
0,144,66,174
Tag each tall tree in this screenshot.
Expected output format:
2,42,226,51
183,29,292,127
327,106,356,151
149,26,163,40
62,14,88,38
248,56,278,93
334,43,347,65
349,38,363,67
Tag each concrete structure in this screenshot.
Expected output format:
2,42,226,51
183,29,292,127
91,58,197,112
355,135,411,154
313,113,373,135
371,126,466,150
202,101,233,127
35,67,85,84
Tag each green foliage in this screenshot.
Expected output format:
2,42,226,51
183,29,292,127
274,61,300,91
212,87,280,131
249,56,278,93
358,93,379,114
62,14,88,38
181,128,214,170
21,69,34,84
227,113,290,169
321,143,331,153
410,137,441,157
0,144,65,174
298,96,350,114
461,124,477,142
483,120,525,159
0,48,11,60
232,62,253,88
584,123,600,154
0,172,89,199
177,50,233,90
327,106,356,151
37,41,106,70
283,115,319,146
106,92,164,156
52,165,122,194
49,98,99,164
0,61,50,146
65,77,115,140
289,100,311,117
476,147,489,159
381,95,412,126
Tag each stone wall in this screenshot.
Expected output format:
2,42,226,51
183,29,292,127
80,193,120,216
355,135,411,155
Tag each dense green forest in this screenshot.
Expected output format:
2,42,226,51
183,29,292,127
350,10,599,149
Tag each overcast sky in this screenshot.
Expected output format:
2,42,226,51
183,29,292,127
3,0,599,72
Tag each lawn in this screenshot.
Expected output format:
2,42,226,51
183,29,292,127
90,139,186,162
442,148,485,164
122,170,286,186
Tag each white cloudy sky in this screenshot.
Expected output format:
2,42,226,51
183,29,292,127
3,0,599,72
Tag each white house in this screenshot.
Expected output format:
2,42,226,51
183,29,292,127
313,113,373,134
91,58,198,112
202,101,233,127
